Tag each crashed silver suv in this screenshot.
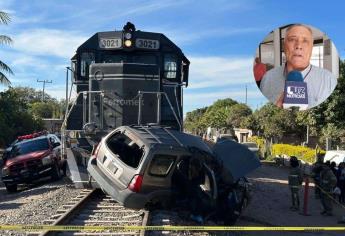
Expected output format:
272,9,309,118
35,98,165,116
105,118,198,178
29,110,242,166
88,125,260,224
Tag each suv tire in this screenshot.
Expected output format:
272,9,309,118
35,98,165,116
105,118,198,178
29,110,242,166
51,163,61,180
5,184,17,193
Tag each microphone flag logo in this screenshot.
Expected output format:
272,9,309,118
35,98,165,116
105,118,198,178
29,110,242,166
286,86,306,98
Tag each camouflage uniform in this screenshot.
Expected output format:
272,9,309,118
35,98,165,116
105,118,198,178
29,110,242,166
288,166,303,210
312,160,323,198
320,165,337,215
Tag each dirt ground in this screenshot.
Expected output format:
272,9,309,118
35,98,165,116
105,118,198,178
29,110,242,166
234,162,345,236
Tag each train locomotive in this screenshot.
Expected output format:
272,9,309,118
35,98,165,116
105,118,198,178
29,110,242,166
63,22,189,186
62,22,260,224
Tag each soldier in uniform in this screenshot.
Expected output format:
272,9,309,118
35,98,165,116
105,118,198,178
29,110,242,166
320,162,337,216
288,156,304,211
312,153,324,198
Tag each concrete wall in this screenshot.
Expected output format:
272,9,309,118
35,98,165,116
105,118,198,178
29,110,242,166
42,119,63,133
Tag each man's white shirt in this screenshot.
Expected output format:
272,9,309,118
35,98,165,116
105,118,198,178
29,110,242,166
260,64,337,108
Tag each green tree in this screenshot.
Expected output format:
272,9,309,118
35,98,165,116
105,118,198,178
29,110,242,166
317,60,345,147
10,86,55,103
253,103,297,141
184,107,208,134
30,102,54,118
0,89,43,146
200,106,229,129
210,98,238,110
0,11,13,85
295,109,319,136
226,103,252,128
241,114,259,132
7,87,65,119
199,98,238,129
30,101,63,119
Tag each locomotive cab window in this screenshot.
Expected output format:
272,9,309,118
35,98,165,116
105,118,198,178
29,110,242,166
80,52,95,77
106,132,143,168
164,54,177,80
148,154,176,177
71,59,77,82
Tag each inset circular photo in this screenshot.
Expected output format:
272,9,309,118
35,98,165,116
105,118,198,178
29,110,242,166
254,23,339,110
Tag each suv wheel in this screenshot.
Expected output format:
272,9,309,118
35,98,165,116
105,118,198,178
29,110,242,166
51,163,61,180
5,184,17,193
223,189,246,225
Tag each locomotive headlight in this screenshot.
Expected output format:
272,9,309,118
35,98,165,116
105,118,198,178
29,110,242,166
2,167,10,176
42,155,53,165
124,40,132,47
124,32,132,39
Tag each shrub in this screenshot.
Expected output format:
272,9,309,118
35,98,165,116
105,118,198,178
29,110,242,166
249,136,267,158
272,144,325,164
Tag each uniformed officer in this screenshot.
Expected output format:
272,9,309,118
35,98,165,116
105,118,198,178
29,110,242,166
288,156,303,211
312,153,324,198
320,162,337,216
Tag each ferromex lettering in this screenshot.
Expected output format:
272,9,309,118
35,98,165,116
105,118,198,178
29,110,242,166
103,97,144,107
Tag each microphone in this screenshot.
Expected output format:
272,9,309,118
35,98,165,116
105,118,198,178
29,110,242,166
282,70,308,110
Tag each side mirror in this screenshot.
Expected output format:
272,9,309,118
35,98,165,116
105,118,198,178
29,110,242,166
52,142,61,148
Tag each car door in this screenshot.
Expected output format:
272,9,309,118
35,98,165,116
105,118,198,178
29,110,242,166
142,151,178,193
213,139,261,184
200,162,218,201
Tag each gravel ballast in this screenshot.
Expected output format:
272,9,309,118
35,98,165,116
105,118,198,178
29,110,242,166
0,177,80,235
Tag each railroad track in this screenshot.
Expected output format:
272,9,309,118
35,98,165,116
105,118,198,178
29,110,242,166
36,189,149,236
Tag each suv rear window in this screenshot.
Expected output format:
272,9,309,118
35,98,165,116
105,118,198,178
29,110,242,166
106,132,143,168
149,154,176,177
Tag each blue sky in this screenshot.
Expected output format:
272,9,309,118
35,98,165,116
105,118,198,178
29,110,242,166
0,0,344,114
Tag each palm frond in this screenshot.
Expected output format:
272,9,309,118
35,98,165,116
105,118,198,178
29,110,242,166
0,60,14,75
0,71,11,85
0,35,12,45
0,11,11,24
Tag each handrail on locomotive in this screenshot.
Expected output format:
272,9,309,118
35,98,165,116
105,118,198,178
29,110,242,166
61,89,183,158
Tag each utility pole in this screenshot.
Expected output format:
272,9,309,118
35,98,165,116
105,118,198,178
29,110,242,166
37,79,52,102
245,84,248,105
306,125,309,144
66,67,74,114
